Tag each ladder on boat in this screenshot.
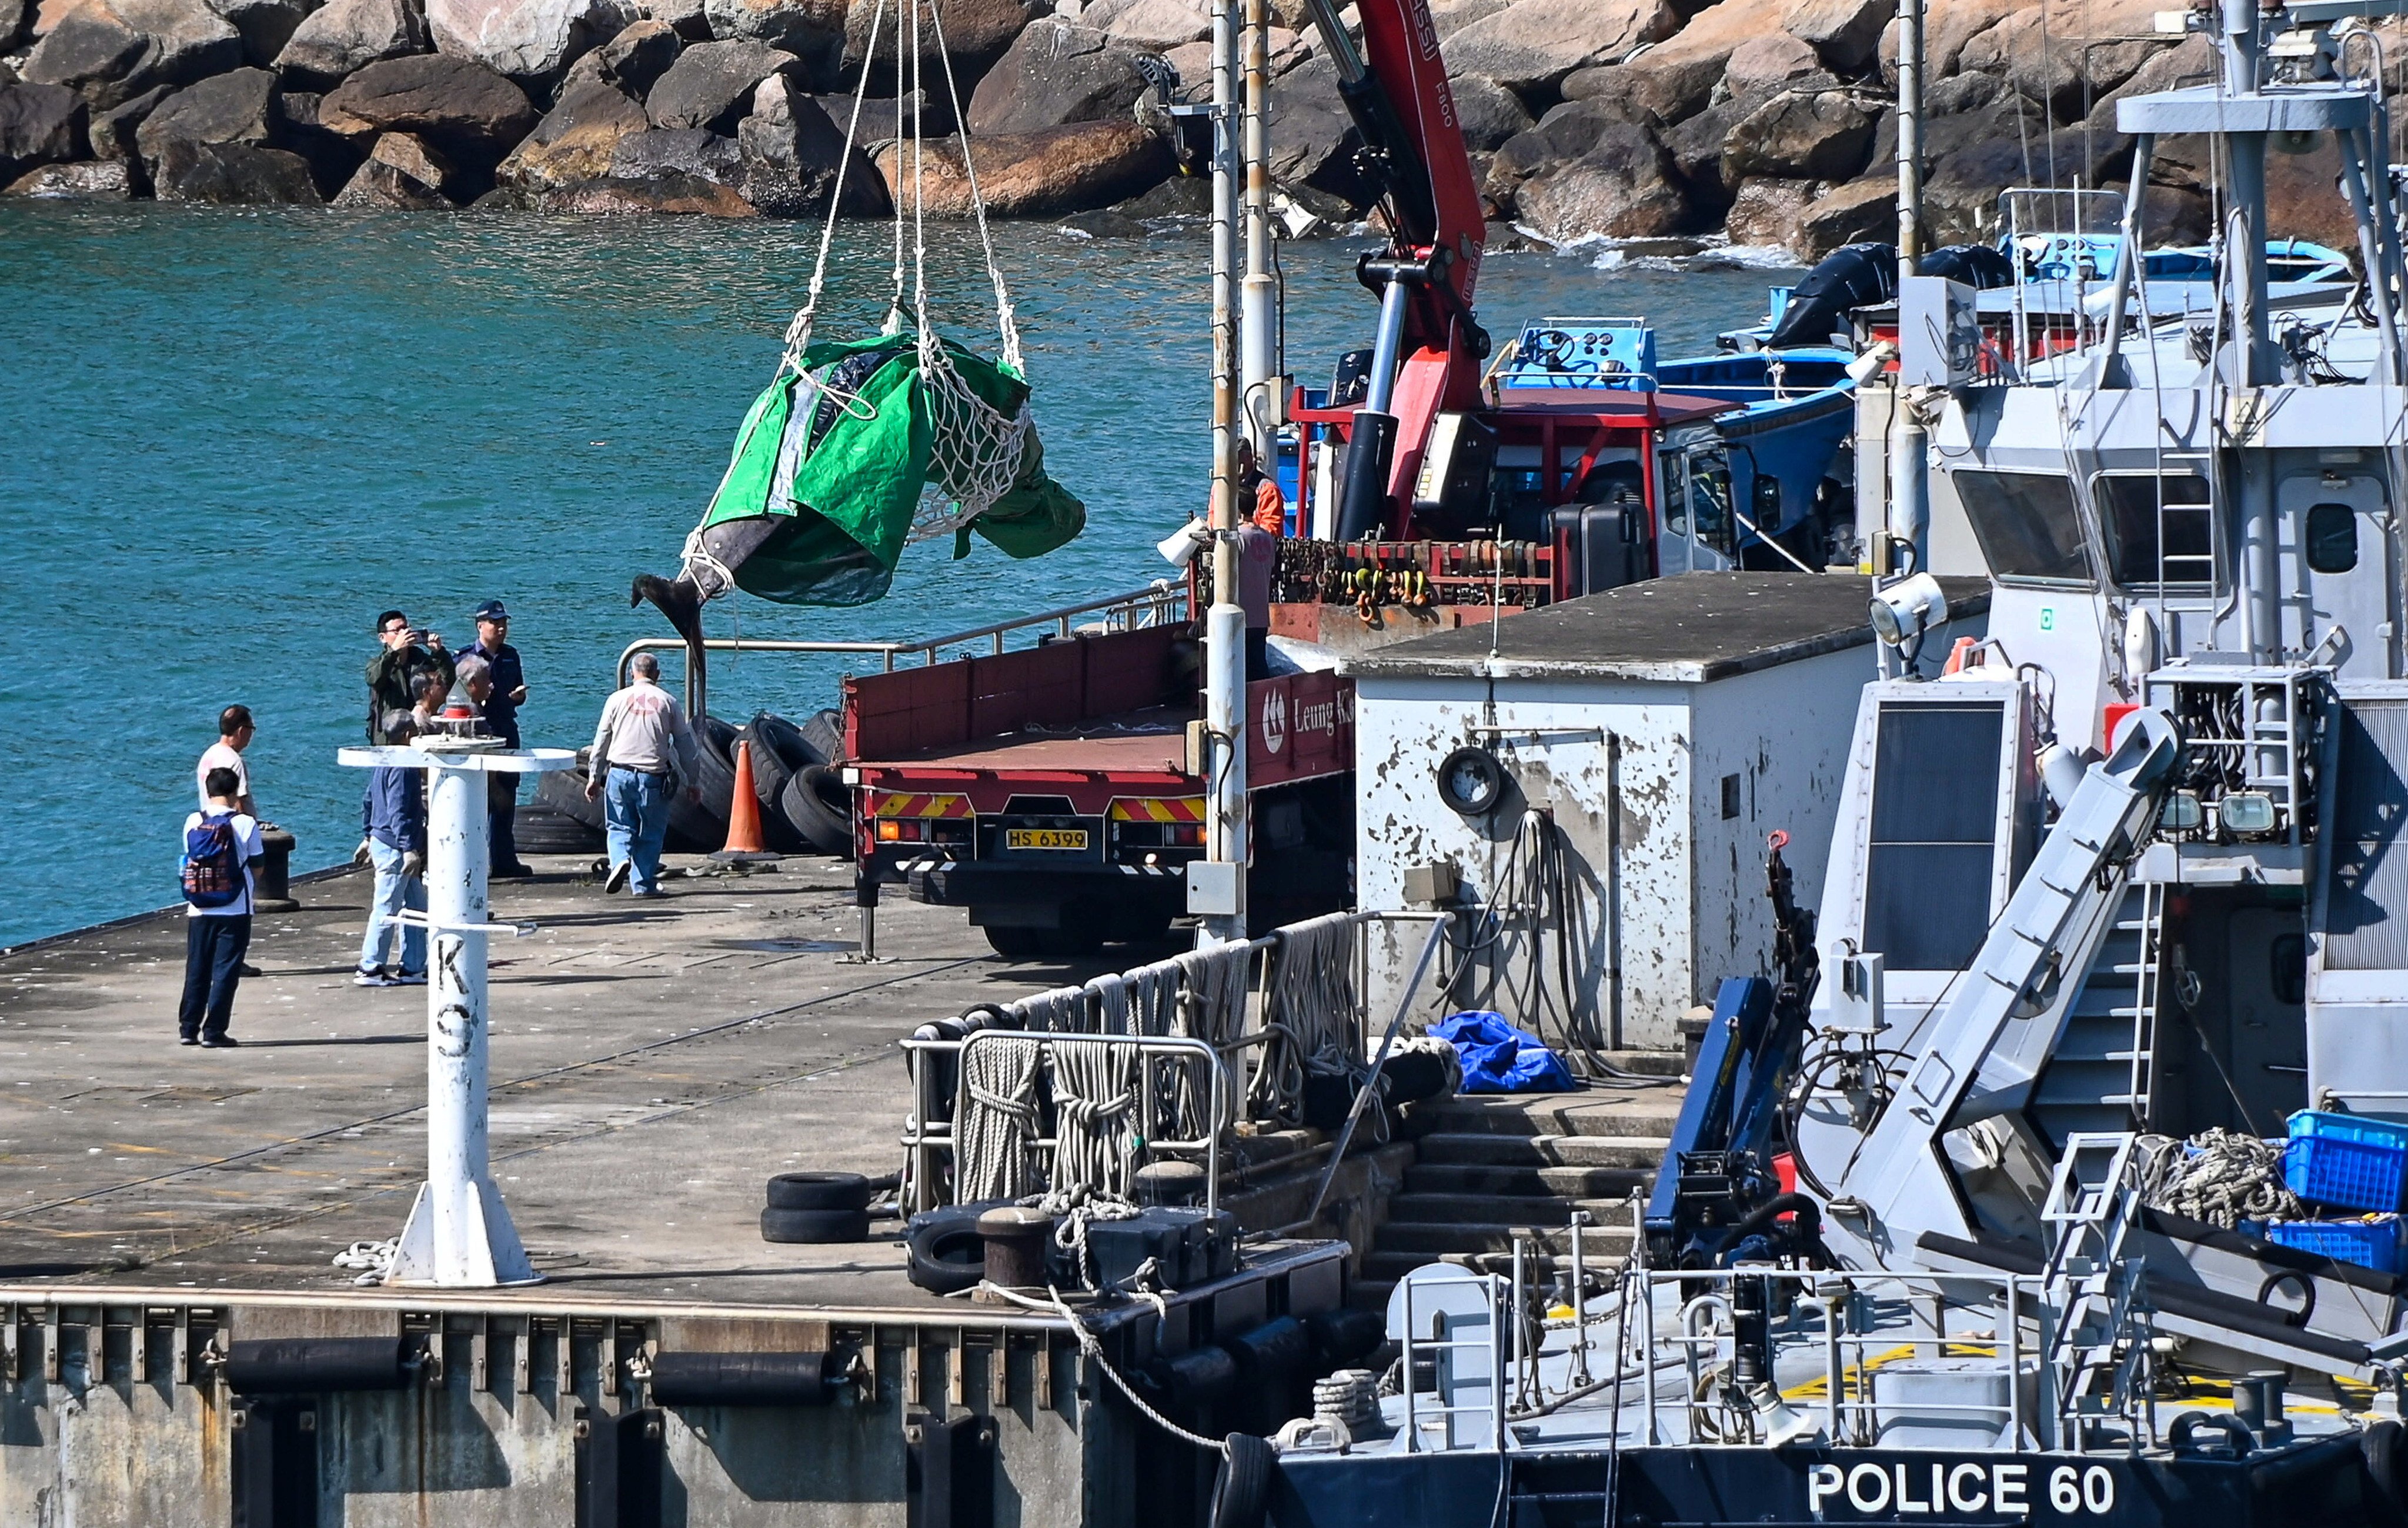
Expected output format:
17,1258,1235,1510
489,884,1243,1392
2032,881,2164,1137
2039,1132,2150,1444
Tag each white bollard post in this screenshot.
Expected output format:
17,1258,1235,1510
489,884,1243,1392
341,733,574,1287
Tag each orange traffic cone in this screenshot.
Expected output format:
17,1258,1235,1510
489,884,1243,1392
711,740,782,865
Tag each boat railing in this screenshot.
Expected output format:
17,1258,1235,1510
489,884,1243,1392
614,579,1191,709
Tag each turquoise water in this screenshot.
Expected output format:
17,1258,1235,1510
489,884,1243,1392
0,205,1792,949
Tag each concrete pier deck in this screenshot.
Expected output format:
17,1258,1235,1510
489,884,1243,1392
0,850,1129,1311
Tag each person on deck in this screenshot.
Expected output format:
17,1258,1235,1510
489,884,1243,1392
179,767,263,1048
1237,438,1286,536
366,609,454,743
353,710,428,989
586,652,701,899
459,599,532,877
196,705,257,816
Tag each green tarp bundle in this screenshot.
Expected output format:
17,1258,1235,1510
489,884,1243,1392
700,332,1086,607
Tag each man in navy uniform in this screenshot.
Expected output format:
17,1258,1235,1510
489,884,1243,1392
460,599,533,878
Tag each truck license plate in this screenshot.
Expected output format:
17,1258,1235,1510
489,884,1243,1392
1007,829,1088,851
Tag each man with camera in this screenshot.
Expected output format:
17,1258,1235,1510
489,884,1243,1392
365,609,456,743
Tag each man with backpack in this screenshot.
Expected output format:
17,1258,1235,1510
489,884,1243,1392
180,766,265,1047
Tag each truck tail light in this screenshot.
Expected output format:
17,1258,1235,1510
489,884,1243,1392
1171,824,1204,847
876,820,926,843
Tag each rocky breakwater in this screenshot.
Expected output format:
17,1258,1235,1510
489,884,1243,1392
0,0,1207,212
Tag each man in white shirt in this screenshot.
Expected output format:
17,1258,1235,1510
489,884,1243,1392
196,705,256,816
180,766,265,1047
585,652,701,898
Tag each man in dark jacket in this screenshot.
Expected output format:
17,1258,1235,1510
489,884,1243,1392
458,599,533,877
353,709,429,987
365,609,454,743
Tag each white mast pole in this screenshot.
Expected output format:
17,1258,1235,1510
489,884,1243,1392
1202,0,1251,946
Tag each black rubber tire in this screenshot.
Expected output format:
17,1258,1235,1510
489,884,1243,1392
748,711,821,773
513,805,603,855
800,706,846,765
759,1206,870,1245
779,765,854,859
904,1203,999,1294
533,753,606,831
738,715,809,855
1208,1433,1274,1528
764,1170,871,1212
664,715,740,854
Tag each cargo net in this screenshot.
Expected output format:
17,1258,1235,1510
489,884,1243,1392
782,0,1031,545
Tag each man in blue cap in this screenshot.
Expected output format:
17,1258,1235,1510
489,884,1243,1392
460,599,534,878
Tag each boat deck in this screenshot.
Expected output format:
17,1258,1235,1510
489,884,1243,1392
0,852,1158,1315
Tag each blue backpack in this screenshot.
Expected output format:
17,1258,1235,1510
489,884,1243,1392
181,815,245,909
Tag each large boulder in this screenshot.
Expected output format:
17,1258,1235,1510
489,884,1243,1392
6,156,135,192
737,68,884,213
134,64,277,165
152,135,321,197
644,37,796,130
1500,112,1687,239
868,116,1168,215
1662,95,1739,211
1722,175,1812,249
20,0,242,108
0,80,88,180
2,0,31,46
273,0,428,83
493,68,644,184
609,119,736,178
542,168,756,209
272,84,368,190
843,0,1033,91
1722,34,1820,98
318,52,537,156
1794,175,1893,256
330,134,452,200
1442,0,1676,95
1958,5,2167,119
1878,0,2021,79
966,18,1149,135
88,80,169,155
1078,0,1204,49
1781,0,1888,74
573,12,678,91
205,0,315,66
423,0,637,81
1267,53,1365,202
699,0,840,85
1721,86,1875,181
1448,72,1531,152
1614,0,1779,121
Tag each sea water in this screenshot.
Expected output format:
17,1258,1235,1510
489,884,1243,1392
0,203,1792,948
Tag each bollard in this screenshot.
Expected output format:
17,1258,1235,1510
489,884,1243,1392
340,732,575,1287
252,828,300,913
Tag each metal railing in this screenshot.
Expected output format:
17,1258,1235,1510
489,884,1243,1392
614,579,1191,709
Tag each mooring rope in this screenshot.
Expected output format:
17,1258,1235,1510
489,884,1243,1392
1051,1037,1141,1197
957,1034,1046,1202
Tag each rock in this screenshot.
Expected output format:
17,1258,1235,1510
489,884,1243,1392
152,135,320,196
1722,34,1818,98
2,0,31,46
1780,0,1887,74
843,0,1032,90
1794,171,1891,256
5,155,133,191
369,123,451,181
331,150,447,199
87,79,167,154
1723,175,1812,248
967,17,1147,135
1662,95,1738,211
818,88,953,132
1448,72,1530,152
1508,116,1686,240
1443,0,1675,94
21,0,241,108
424,0,636,81
644,36,795,130
1266,55,1362,203
582,12,676,91
205,0,313,66
1079,0,1204,48
1429,0,1504,35
737,69,883,212
542,168,756,209
135,64,276,165
1615,0,1778,121
0,79,88,179
608,119,734,179
699,0,839,84
318,52,536,156
1722,86,1873,180
1879,0,2019,78
273,0,428,83
272,84,365,189
869,116,1168,215
640,0,703,34
494,69,643,184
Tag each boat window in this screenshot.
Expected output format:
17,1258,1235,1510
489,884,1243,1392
2308,502,2359,573
1752,473,1781,526
1663,456,1688,537
1953,470,2092,583
2093,473,2213,592
1688,449,1732,551
1865,701,2005,971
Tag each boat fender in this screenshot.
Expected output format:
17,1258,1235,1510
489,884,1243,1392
906,1202,1001,1294
2169,1412,2256,1457
759,1206,871,1243
2362,1420,2408,1528
225,1337,416,1394
648,1350,839,1407
2256,1267,2317,1327
1303,1307,1385,1370
1162,1344,1240,1405
1225,1316,1310,1386
1208,1432,1275,1528
765,1171,871,1212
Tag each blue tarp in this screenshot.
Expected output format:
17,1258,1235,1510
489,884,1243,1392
1429,1011,1576,1095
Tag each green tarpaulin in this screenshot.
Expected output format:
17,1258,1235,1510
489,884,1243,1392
700,333,1086,608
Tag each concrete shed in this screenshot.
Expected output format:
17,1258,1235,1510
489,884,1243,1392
1343,572,1991,1052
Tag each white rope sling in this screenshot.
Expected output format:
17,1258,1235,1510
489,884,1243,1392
780,0,1033,546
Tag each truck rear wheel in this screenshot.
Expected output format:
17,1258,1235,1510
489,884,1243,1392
981,922,1103,960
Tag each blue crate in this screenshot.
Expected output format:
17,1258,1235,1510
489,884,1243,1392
2283,1110,2408,1212
2260,1215,2408,1274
